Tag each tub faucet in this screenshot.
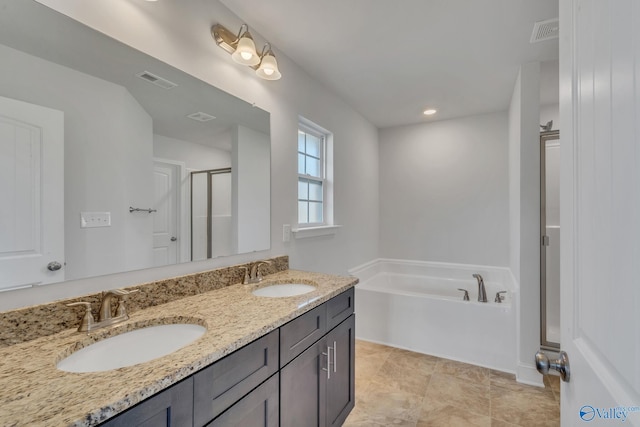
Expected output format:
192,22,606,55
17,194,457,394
472,274,488,303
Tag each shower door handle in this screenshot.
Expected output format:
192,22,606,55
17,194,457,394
535,350,570,382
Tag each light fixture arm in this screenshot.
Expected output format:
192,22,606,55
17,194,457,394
259,43,272,59
235,23,248,42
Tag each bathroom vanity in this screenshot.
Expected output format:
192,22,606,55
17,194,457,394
102,288,355,427
0,268,356,427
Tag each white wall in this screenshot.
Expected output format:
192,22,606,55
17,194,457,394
232,125,270,254
379,112,510,267
153,134,231,171
0,0,379,310
509,62,542,386
0,43,154,281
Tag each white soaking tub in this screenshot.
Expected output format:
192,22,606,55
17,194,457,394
349,259,518,372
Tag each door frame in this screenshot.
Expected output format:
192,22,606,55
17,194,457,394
153,158,189,264
539,130,560,351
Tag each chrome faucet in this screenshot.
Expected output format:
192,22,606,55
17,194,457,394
472,274,488,302
99,289,133,321
248,261,271,283
67,288,138,332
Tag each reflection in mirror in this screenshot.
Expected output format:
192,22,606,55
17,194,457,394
0,1,270,291
191,168,232,261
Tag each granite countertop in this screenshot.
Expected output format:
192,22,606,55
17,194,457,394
0,269,357,427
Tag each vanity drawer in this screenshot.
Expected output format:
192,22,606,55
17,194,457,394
326,288,354,331
280,303,327,367
193,329,279,426
206,374,279,427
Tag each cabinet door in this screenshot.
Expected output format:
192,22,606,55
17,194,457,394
207,375,279,427
194,330,279,426
280,339,327,427
325,315,355,427
100,377,193,427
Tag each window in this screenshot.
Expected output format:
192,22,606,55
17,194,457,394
297,119,332,228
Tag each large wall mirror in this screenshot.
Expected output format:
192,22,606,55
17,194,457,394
0,0,270,291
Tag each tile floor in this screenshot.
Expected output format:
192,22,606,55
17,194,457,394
344,340,560,427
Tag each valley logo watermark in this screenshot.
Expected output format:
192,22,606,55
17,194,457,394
580,405,640,422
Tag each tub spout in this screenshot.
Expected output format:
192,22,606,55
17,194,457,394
472,274,488,302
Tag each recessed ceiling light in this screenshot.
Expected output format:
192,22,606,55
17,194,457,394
423,109,437,116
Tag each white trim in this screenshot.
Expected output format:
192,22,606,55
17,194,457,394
291,225,341,239
516,362,545,387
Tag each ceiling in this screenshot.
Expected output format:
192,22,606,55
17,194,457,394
220,0,559,128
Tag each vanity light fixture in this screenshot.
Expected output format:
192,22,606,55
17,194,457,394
212,23,282,80
255,44,281,80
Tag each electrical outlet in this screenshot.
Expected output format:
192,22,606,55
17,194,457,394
283,224,291,242
80,212,111,228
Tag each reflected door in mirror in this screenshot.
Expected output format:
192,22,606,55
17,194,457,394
0,96,64,290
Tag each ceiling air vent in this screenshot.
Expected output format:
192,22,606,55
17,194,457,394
187,112,216,122
135,71,178,89
530,18,559,43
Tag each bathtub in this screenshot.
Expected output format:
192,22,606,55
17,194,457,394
349,259,517,372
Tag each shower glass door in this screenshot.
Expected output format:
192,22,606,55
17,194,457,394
540,131,560,350
190,168,232,261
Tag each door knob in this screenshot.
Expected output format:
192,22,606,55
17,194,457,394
47,261,62,271
535,350,570,382
170,236,177,241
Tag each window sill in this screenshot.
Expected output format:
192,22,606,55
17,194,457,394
292,225,342,239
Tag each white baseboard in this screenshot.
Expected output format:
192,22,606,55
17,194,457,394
516,362,545,387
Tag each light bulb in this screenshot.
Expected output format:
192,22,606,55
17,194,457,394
231,32,260,66
256,51,281,80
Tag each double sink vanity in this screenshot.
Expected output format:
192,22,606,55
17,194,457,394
0,261,357,427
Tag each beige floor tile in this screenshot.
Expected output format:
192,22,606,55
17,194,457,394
417,403,492,427
437,358,491,386
490,419,521,426
490,384,560,426
346,340,560,427
354,379,424,424
425,373,491,417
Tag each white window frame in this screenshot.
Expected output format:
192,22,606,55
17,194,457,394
297,123,326,226
295,117,337,237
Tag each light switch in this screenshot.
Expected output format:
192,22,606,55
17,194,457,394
80,212,111,228
283,224,291,242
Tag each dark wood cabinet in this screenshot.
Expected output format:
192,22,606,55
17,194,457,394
194,330,279,426
280,290,355,427
100,377,193,427
100,288,355,427
206,375,279,427
280,303,327,367
325,315,355,427
280,339,327,427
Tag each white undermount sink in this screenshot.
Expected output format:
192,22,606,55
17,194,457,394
57,323,206,373
252,283,316,298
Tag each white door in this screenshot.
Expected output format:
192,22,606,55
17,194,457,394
560,0,640,425
152,160,179,267
0,96,64,290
